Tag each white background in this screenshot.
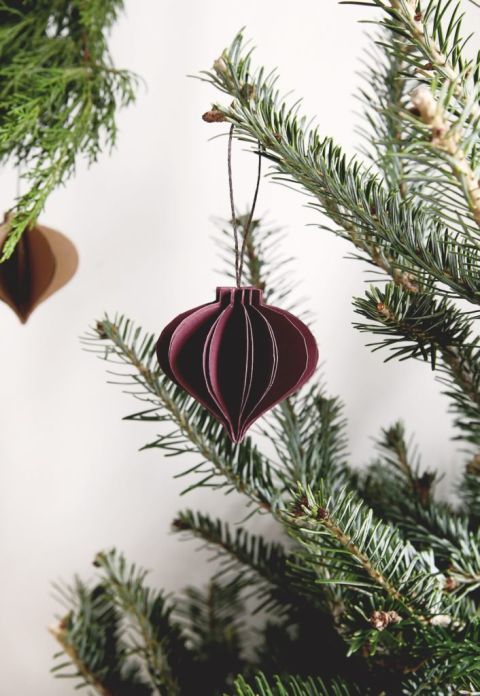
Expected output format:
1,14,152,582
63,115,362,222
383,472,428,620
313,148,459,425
1,2,479,693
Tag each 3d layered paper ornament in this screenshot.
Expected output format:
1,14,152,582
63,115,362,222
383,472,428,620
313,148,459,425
0,213,78,322
156,286,318,442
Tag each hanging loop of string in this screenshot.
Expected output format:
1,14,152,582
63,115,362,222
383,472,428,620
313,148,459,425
227,125,262,288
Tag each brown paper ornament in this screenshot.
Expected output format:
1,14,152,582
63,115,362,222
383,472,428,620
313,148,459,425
0,213,78,322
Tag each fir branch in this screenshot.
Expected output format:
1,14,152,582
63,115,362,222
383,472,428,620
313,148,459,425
287,484,480,688
173,510,298,614
347,1,480,233
287,485,463,624
357,31,410,196
93,550,189,696
354,283,480,444
371,422,432,503
176,580,246,690
459,452,480,520
361,423,480,597
215,214,304,315
409,83,480,230
229,672,358,696
364,0,480,122
50,579,152,696
82,316,284,507
200,32,480,306
262,385,351,493
400,620,480,694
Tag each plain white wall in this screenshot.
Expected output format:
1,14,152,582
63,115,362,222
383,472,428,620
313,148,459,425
1,2,479,693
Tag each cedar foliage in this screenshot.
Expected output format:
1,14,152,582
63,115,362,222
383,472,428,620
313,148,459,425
0,0,136,260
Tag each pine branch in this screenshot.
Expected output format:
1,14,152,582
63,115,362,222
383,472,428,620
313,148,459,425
215,214,305,316
409,83,480,231
347,0,480,234
287,484,467,625
356,25,479,239
176,580,246,691
199,32,480,306
459,452,480,520
229,672,358,696
286,484,480,689
262,385,351,493
173,509,300,614
369,422,432,504
399,620,480,694
363,0,480,121
92,550,189,696
354,283,480,444
361,423,480,597
357,31,410,196
82,316,283,507
50,579,153,696
0,1,137,259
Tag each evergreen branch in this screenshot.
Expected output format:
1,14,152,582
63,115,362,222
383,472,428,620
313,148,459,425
50,579,152,696
287,485,463,624
173,511,365,681
215,214,306,316
50,610,116,696
262,386,351,492
352,0,480,233
359,0,480,125
358,26,480,237
287,485,480,686
200,32,480,305
409,83,480,230
176,581,246,690
357,31,410,196
400,621,480,694
82,316,284,507
371,422,431,503
459,452,480,520
0,1,137,258
173,510,297,614
229,672,358,696
354,283,480,444
93,550,189,695
361,423,480,596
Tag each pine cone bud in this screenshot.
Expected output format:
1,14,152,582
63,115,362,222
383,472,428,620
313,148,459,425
369,610,402,631
429,614,452,627
444,576,458,592
466,453,480,476
410,85,437,123
172,517,190,531
202,109,227,123
291,494,309,517
213,56,228,74
96,321,108,339
316,506,328,520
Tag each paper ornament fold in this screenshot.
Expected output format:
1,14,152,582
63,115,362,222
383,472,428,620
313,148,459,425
157,286,318,442
0,213,78,322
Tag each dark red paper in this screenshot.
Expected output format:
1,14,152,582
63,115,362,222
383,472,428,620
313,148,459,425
156,287,319,442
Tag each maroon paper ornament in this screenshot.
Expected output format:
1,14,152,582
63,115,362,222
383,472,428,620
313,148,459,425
157,286,318,442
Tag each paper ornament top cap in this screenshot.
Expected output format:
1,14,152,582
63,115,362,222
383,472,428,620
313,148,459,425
157,286,318,442
215,285,263,305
